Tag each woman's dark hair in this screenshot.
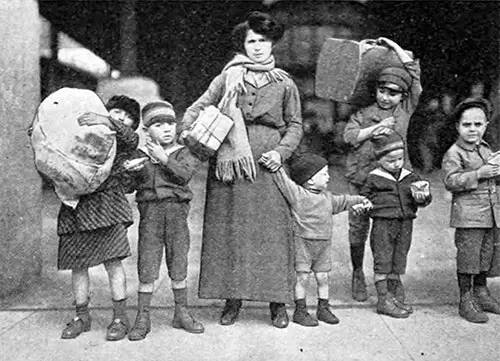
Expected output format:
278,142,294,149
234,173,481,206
231,11,284,54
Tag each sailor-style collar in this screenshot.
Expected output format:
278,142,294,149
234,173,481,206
369,167,412,182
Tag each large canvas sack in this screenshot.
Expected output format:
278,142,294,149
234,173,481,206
31,88,117,208
315,38,413,108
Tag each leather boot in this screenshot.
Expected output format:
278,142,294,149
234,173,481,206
388,279,413,314
270,302,289,328
316,298,340,324
352,269,368,302
128,309,151,341
172,305,204,333
61,301,91,339
292,299,318,327
473,286,500,314
375,280,409,319
220,299,242,325
106,299,130,341
459,291,489,323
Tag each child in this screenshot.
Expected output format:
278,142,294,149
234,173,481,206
124,100,204,340
343,37,422,302
267,153,371,326
59,95,140,340
442,97,500,323
360,131,431,318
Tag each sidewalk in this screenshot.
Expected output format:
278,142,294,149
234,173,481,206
1,163,499,361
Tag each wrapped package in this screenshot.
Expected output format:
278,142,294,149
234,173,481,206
31,87,116,208
183,105,233,161
315,38,413,108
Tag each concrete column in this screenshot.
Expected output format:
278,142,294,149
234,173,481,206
120,0,138,75
0,0,42,297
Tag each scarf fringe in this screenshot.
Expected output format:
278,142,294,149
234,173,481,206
215,156,257,183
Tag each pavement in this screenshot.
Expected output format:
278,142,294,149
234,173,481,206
1,161,499,361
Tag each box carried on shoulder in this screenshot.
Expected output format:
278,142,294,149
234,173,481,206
315,38,413,108
183,105,234,161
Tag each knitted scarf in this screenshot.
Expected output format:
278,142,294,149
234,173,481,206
215,54,289,183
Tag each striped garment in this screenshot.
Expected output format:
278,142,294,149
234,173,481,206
58,224,130,270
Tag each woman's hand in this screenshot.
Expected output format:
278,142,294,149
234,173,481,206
77,112,112,128
146,140,168,164
259,150,281,172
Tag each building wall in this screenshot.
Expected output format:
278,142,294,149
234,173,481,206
0,0,43,297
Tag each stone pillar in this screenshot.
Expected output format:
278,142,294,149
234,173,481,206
0,0,42,297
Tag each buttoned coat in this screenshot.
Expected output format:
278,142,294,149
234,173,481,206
182,70,303,303
442,138,500,228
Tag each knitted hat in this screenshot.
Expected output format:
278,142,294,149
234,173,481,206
289,152,328,185
378,66,412,92
451,96,492,124
141,100,176,128
105,95,140,130
372,130,405,159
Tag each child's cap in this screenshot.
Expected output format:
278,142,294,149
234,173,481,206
378,66,412,93
289,152,328,185
372,130,405,159
142,100,176,128
451,96,492,123
106,95,140,130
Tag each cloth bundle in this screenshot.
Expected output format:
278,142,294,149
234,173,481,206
31,87,116,208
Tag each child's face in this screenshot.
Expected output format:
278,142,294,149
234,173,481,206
109,108,134,128
456,108,488,145
376,83,404,110
147,121,177,146
379,148,404,174
306,165,330,191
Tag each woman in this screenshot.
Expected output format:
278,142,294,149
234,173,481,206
181,11,303,328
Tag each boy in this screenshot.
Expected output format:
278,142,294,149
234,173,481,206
360,131,431,318
59,95,140,341
442,97,500,323
124,100,204,340
343,37,422,302
268,153,371,326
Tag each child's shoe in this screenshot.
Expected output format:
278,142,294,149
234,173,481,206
473,286,500,314
388,279,413,314
352,269,368,302
61,301,91,339
172,305,204,334
292,299,318,327
375,280,409,319
128,310,151,341
459,291,488,323
61,315,91,339
106,298,130,341
270,302,289,329
316,299,340,324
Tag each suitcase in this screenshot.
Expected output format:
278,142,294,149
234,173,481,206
315,38,413,108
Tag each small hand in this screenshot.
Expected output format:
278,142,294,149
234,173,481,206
123,158,148,172
77,112,112,128
258,150,281,172
380,116,396,128
351,198,373,215
372,125,394,138
376,37,396,48
477,164,500,179
146,140,168,164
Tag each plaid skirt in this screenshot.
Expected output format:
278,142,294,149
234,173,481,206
58,223,131,270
